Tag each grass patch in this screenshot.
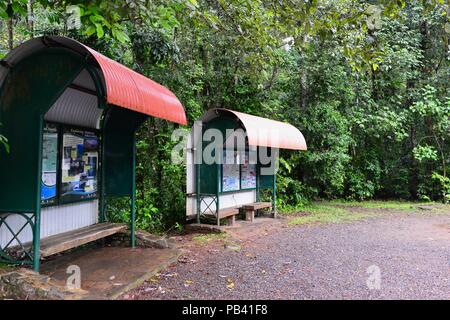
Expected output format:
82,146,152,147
287,203,372,226
330,200,420,210
283,200,450,226
0,262,13,273
192,232,228,244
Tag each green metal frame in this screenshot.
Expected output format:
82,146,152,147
256,146,260,202
33,116,44,271
0,48,86,271
0,213,35,265
130,134,136,247
101,106,146,248
0,47,144,271
194,115,278,225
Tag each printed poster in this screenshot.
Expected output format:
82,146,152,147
41,124,58,205
60,128,99,203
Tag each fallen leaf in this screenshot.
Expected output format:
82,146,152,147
161,272,178,278
226,278,235,290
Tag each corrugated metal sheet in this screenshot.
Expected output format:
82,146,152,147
84,47,187,125
201,108,307,151
0,201,98,247
45,86,102,129
71,68,96,91
0,36,187,125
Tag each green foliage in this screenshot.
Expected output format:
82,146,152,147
413,145,438,162
0,135,8,154
0,123,9,154
432,172,450,204
1,0,449,232
345,169,377,201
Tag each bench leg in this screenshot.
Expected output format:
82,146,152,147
245,209,255,222
228,215,235,226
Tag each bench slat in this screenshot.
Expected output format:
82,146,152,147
218,208,239,219
242,202,272,210
39,222,127,257
203,208,239,219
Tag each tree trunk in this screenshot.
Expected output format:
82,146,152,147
299,71,307,110
27,0,34,38
7,1,13,50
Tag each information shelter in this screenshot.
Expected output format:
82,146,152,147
0,36,186,271
186,108,307,225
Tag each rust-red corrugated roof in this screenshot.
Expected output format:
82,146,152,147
0,36,187,125
201,108,307,151
84,46,187,125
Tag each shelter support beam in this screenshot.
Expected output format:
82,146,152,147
272,174,277,219
196,163,200,224
216,163,220,226
130,135,136,248
99,126,107,223
256,147,260,202
33,116,44,272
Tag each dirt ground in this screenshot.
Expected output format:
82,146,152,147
122,204,450,300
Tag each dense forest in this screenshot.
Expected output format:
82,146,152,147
1,0,449,232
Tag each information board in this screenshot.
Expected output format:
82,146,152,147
60,128,99,203
241,152,256,189
41,124,58,205
222,150,240,192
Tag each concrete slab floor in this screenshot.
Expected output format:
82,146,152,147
40,246,182,299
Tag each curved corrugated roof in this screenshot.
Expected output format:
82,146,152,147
201,108,307,151
0,36,187,125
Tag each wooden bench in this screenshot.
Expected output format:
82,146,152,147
217,207,240,226
205,207,240,226
242,202,272,222
39,222,127,258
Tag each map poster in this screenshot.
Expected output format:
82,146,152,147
241,152,256,189
222,150,240,192
41,124,58,205
60,127,99,203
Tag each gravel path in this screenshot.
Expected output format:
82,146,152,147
124,210,450,300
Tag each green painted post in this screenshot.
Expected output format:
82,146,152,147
272,173,277,218
99,126,106,223
33,117,44,272
196,163,201,224
216,163,221,226
256,147,260,202
130,135,136,248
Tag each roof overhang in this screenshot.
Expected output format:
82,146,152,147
0,36,187,125
201,108,307,151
